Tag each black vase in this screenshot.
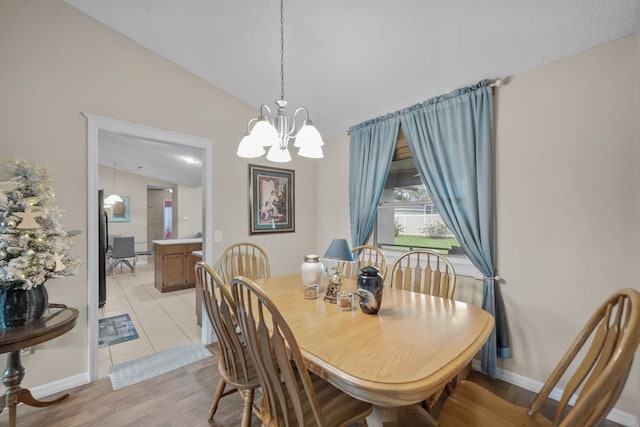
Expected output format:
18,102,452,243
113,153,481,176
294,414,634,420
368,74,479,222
0,285,48,329
356,266,384,315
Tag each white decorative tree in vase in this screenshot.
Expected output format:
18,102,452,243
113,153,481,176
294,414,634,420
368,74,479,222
0,158,80,328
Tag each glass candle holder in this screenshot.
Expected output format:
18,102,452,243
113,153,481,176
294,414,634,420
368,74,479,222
304,283,319,299
336,291,354,311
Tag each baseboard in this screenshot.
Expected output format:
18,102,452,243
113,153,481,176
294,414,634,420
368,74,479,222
22,365,640,427
471,360,638,427
27,373,90,401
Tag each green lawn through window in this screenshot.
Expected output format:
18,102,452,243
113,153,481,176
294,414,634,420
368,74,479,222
394,235,459,253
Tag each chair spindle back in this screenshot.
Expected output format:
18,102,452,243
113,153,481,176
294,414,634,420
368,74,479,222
529,288,640,427
389,250,456,299
220,242,271,285
345,245,388,281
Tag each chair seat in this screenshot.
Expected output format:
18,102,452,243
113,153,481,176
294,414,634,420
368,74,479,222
218,345,260,390
214,352,262,423
260,371,372,427
438,380,552,427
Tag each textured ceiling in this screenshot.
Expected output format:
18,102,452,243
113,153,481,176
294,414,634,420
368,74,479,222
65,0,639,185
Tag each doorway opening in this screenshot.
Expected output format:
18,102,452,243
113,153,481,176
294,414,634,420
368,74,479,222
146,187,175,246
163,199,173,239
85,113,214,381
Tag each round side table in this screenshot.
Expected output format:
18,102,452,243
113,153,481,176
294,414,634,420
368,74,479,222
0,304,79,427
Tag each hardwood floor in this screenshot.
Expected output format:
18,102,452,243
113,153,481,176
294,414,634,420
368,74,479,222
0,344,259,427
1,346,623,427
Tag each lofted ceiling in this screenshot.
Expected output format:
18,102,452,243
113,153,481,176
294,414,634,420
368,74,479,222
99,130,204,188
66,0,639,185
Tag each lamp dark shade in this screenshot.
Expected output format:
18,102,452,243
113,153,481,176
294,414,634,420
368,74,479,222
323,239,355,262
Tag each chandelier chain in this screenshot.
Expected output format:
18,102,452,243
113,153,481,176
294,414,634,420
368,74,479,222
280,0,285,101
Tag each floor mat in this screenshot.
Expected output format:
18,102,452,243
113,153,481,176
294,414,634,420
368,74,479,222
109,342,212,390
98,314,139,347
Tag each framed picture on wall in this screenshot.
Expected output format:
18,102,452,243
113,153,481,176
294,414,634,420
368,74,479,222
249,164,294,234
106,195,130,223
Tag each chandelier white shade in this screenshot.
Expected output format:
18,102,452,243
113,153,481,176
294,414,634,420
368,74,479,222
104,193,123,205
236,0,324,163
294,122,324,148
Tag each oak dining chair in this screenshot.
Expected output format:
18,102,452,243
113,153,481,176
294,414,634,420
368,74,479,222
388,249,456,299
344,245,388,281
220,242,271,285
231,276,373,426
195,262,261,427
388,249,457,411
438,288,640,427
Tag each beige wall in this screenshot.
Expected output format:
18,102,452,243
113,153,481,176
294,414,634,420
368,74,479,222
317,133,352,253
99,165,173,250
0,0,318,388
318,34,640,421
495,33,639,419
176,185,203,239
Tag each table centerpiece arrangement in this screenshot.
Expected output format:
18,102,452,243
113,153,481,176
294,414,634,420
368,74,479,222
0,158,80,328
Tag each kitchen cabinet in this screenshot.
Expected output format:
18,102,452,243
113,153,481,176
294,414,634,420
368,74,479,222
153,239,203,293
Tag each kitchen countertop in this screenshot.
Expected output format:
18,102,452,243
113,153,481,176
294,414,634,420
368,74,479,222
151,238,202,245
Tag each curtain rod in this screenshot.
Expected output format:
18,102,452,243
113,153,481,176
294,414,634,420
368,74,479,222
488,77,509,87
345,77,509,135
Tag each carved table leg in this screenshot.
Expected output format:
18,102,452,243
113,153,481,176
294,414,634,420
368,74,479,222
1,350,69,427
2,351,25,427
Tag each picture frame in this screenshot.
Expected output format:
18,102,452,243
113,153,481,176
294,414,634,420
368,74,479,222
106,195,130,223
249,164,294,234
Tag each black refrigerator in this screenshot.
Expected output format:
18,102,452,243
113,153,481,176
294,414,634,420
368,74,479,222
98,190,108,308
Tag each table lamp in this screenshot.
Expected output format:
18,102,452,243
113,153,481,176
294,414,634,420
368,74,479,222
322,238,354,303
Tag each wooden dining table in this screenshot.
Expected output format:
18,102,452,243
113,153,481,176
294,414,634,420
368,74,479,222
253,274,495,426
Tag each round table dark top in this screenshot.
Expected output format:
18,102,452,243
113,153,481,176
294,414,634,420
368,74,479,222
0,305,79,354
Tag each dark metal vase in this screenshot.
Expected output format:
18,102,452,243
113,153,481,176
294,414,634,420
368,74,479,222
0,285,48,329
356,266,383,315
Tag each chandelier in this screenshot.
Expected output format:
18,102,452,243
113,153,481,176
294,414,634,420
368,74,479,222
236,0,324,163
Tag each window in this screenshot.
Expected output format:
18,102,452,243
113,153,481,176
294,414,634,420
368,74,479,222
374,157,463,255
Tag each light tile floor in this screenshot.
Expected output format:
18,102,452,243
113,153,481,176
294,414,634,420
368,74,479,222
97,262,202,379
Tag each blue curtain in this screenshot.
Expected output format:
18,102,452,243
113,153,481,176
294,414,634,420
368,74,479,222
398,83,510,377
348,116,399,246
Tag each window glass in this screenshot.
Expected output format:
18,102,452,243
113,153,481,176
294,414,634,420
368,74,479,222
375,157,463,255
